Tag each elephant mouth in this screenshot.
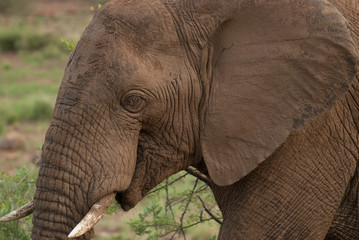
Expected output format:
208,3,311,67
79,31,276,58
68,189,143,237
115,190,142,211
68,193,116,238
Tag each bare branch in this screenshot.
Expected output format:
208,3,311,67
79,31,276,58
185,167,210,184
197,196,223,224
179,178,199,240
165,178,176,223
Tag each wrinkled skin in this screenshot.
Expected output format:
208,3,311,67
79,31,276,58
30,0,359,239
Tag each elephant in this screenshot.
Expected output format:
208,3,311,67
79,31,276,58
1,0,359,239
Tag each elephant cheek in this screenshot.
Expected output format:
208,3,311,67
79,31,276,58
113,141,140,191
31,125,139,238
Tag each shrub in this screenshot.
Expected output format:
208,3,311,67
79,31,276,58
0,28,20,52
127,170,221,239
0,167,36,239
0,27,53,53
0,98,54,125
28,99,53,121
0,26,70,61
61,39,77,53
17,32,54,52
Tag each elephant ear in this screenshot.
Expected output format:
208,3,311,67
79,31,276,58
200,1,358,186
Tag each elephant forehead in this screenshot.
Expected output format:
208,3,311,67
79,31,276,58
95,0,182,55
67,40,181,95
61,0,190,98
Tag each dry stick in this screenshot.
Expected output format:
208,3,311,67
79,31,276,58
165,178,169,216
169,231,178,240
151,168,212,238
185,167,210,184
186,168,223,223
165,178,176,223
159,169,217,239
178,178,199,240
197,196,223,224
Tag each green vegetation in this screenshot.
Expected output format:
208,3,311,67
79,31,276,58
0,25,68,133
0,24,71,66
0,168,220,239
60,39,77,53
127,170,221,239
0,167,37,239
0,25,68,54
0,28,52,52
104,169,221,239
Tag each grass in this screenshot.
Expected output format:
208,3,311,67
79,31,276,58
0,25,68,132
0,63,61,131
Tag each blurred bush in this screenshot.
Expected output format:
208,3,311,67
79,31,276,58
0,0,27,14
0,167,36,239
28,99,53,121
0,98,54,125
0,27,65,53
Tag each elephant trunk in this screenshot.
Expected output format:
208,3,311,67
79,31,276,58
30,111,133,239
31,124,95,239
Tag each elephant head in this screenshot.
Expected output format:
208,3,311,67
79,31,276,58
1,0,358,239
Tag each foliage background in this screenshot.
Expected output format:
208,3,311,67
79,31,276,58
0,0,221,239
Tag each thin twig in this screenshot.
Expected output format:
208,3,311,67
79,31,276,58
0,179,35,184
179,178,199,239
179,218,216,229
168,184,208,203
11,171,33,191
160,218,216,238
197,196,223,224
165,178,169,216
149,173,189,194
169,230,178,240
165,178,176,223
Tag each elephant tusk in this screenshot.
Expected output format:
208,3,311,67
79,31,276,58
68,193,116,238
0,200,34,222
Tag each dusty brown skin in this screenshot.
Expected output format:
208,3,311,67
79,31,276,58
28,0,359,239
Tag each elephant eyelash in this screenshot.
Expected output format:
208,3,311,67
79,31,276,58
121,93,147,113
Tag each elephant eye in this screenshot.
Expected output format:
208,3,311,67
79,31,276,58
121,93,146,113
